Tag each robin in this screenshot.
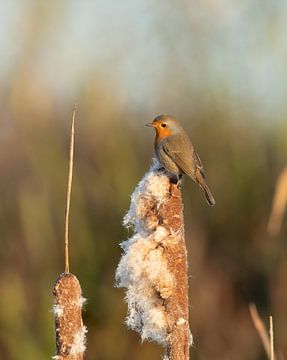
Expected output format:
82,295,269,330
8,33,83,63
146,115,215,206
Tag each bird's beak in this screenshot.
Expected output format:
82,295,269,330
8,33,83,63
145,122,154,127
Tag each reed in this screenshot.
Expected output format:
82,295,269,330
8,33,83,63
53,107,87,360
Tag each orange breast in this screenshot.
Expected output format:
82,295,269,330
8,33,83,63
154,127,172,145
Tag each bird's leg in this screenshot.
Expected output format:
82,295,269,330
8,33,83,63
169,174,182,185
169,175,182,197
176,174,182,187
156,167,166,175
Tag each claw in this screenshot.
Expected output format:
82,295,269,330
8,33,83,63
169,182,180,198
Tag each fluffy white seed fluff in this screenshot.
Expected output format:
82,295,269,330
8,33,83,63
70,325,88,355
73,296,87,307
53,304,63,318
116,160,178,345
123,159,170,232
189,331,194,346
176,317,186,326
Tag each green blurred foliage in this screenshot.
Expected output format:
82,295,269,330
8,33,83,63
0,1,287,359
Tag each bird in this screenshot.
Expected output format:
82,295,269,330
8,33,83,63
146,114,215,206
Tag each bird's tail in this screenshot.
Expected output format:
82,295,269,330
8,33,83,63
195,169,216,206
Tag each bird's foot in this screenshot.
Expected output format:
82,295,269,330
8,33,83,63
169,174,182,187
169,181,181,198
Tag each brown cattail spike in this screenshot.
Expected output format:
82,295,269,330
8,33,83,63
54,273,87,360
161,183,190,360
116,159,191,360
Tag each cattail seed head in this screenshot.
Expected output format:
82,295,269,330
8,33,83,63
53,273,87,360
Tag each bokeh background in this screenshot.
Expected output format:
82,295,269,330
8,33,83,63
0,1,287,359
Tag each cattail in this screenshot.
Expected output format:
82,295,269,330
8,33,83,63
53,274,87,360
116,160,191,360
53,107,87,360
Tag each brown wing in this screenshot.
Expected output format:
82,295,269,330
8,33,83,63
162,134,196,178
162,134,215,205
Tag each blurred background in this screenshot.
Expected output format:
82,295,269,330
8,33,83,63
0,0,287,359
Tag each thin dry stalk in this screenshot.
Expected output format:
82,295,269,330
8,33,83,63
249,303,276,360
270,316,274,360
267,167,287,236
64,105,76,273
53,107,87,360
116,163,190,360
249,303,270,356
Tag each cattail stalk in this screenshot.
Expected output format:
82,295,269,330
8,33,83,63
116,160,191,360
53,106,87,360
64,105,75,273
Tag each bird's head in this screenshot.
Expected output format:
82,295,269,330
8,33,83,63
146,115,182,139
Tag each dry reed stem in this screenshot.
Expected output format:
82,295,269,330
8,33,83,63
64,105,76,273
267,167,287,236
249,303,276,360
270,316,274,360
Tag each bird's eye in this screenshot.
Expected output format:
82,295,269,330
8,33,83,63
161,123,167,128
